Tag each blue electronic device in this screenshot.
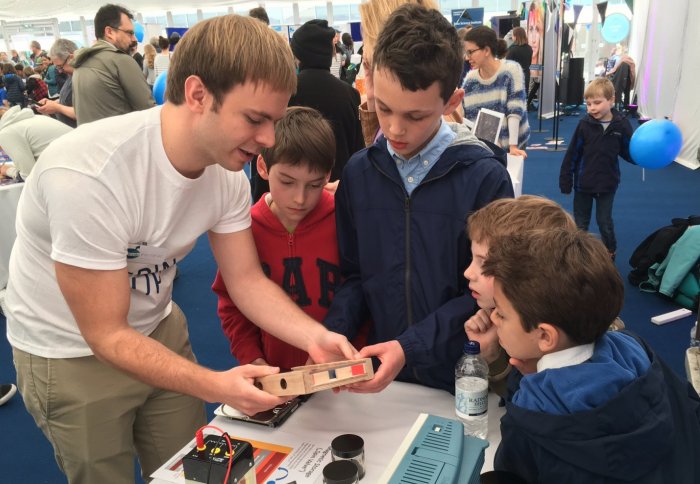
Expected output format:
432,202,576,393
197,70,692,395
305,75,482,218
378,413,489,484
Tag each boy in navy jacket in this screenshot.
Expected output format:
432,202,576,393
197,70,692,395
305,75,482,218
324,4,513,394
559,78,634,259
483,229,700,483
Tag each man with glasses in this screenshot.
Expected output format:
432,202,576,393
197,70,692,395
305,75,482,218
37,39,78,128
72,4,154,125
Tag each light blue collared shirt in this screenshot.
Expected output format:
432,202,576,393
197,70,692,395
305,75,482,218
386,120,456,196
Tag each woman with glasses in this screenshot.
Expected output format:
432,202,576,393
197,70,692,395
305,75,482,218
36,39,77,128
462,26,529,158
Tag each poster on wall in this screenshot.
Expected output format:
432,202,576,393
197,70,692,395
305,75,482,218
451,8,485,29
526,0,544,75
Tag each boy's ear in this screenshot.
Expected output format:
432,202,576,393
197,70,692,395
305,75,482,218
443,88,465,117
256,155,270,180
535,323,561,353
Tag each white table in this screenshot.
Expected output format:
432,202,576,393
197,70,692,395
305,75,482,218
0,181,23,291
151,381,505,483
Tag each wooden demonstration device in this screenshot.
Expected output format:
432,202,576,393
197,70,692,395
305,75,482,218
254,359,374,396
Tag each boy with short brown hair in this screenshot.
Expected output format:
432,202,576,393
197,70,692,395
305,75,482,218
464,196,577,392
559,77,634,259
324,3,513,394
213,107,365,370
483,228,700,483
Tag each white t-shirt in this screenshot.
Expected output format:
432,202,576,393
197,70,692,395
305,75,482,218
6,106,251,358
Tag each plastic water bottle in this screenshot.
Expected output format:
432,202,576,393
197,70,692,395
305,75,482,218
455,341,489,439
691,321,700,348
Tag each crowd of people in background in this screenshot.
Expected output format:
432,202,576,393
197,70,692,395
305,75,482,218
4,5,695,484
1,7,547,154
0,41,60,110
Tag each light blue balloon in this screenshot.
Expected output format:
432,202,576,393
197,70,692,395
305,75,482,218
629,119,683,169
134,21,145,43
601,14,630,44
153,72,167,105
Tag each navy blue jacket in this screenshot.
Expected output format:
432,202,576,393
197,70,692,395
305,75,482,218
496,331,700,483
324,130,513,393
3,73,25,107
559,110,634,194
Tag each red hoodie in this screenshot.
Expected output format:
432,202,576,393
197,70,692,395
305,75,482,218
212,190,365,370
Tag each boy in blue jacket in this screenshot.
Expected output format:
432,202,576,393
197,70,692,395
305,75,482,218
483,228,700,483
559,78,634,260
324,4,513,394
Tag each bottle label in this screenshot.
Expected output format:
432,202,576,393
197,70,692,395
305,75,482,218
455,376,488,418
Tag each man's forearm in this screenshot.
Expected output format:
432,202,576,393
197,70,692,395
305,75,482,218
91,324,222,403
209,229,353,362
226,270,324,352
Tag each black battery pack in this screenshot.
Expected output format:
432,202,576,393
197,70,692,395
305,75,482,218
182,434,255,484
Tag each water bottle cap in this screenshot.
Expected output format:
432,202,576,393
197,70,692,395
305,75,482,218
464,341,480,355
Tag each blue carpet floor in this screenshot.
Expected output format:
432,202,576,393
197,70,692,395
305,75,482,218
1,109,699,483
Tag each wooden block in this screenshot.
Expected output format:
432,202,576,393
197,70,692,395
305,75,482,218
255,359,374,396
253,371,309,396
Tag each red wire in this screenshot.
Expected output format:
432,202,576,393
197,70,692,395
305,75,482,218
196,425,235,484
196,429,205,450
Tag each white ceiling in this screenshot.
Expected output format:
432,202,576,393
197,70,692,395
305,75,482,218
1,0,260,21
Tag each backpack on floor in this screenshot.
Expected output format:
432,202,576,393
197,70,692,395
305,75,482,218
628,215,700,286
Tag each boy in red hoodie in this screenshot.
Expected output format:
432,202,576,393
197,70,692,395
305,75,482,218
213,106,364,369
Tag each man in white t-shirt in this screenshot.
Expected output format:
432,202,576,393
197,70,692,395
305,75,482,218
6,15,356,484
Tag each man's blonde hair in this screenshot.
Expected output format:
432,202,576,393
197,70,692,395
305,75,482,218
167,15,297,110
584,77,615,101
468,195,577,245
359,0,438,58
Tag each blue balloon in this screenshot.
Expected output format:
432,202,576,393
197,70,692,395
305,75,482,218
601,13,630,44
134,21,145,43
629,119,683,169
153,72,167,105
